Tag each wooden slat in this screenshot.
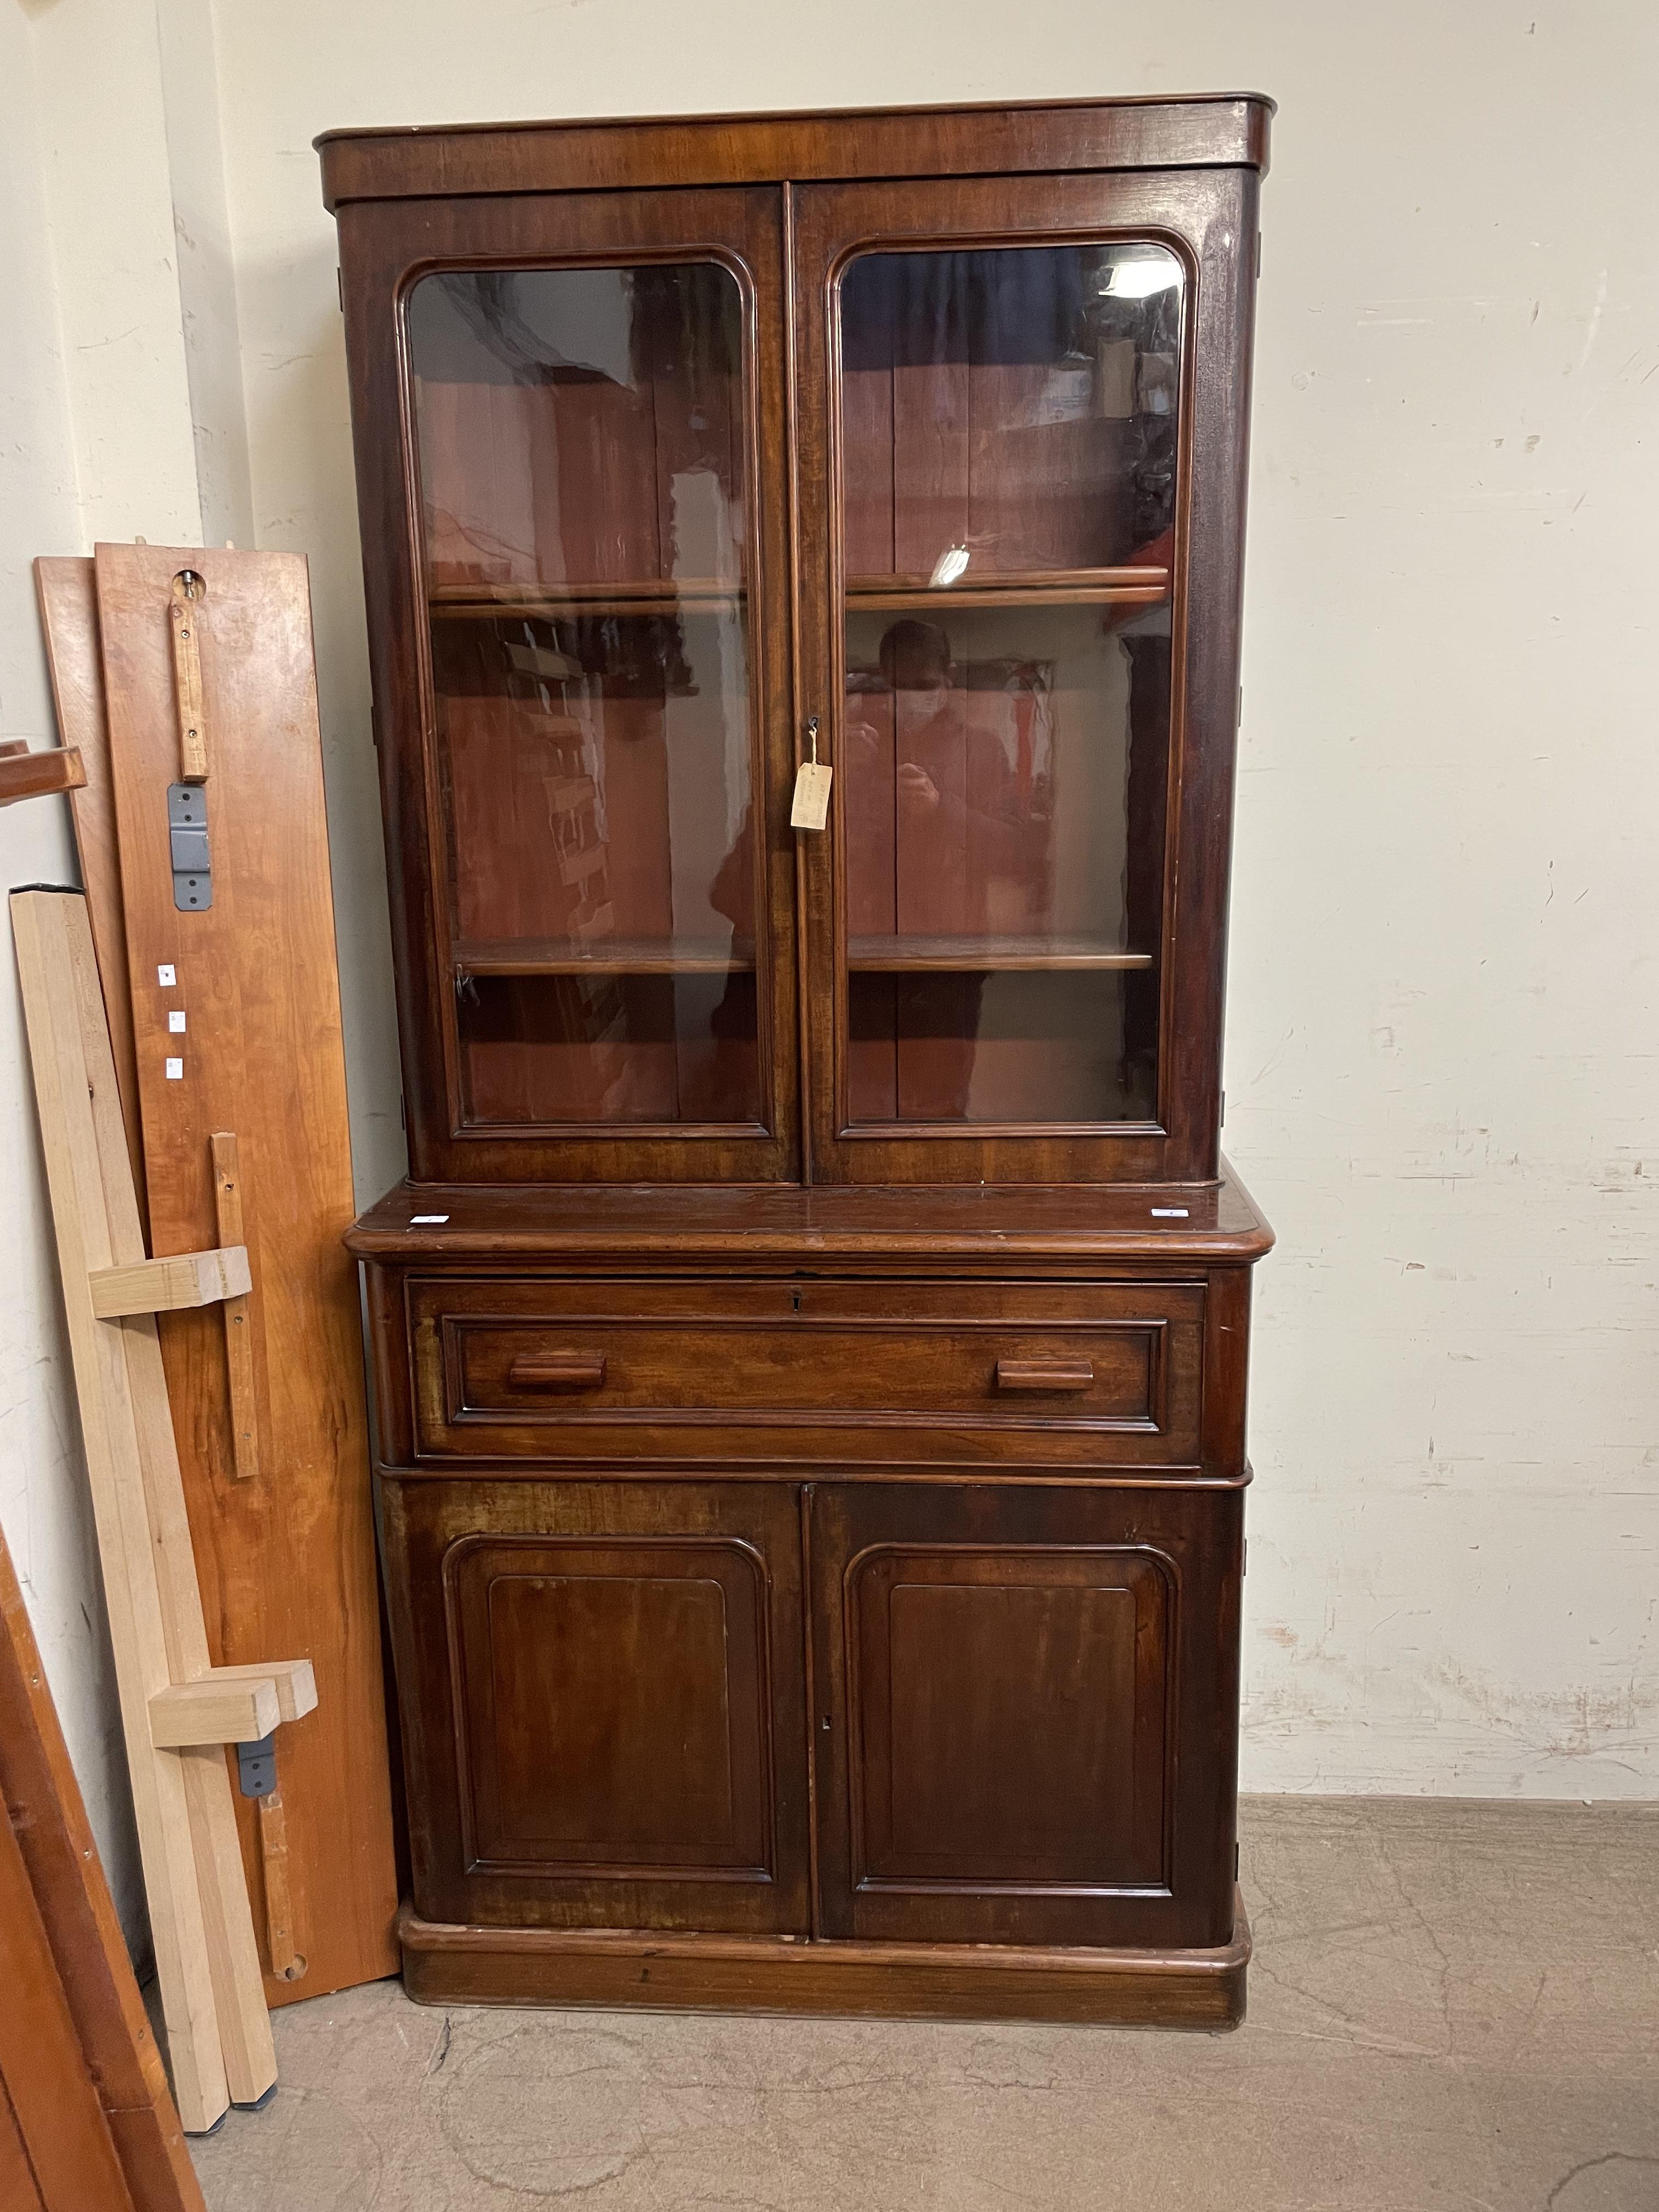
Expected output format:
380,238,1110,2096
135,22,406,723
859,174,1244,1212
35,556,148,1221
430,575,742,617
205,1660,320,1727
847,934,1155,973
0,747,87,806
256,1793,303,1983
89,1246,251,1319
10,889,231,2134
92,543,399,2005
57,892,281,2116
167,586,208,783
149,1677,279,1748
455,934,756,977
210,1136,261,1481
149,1659,317,1748
845,563,1170,613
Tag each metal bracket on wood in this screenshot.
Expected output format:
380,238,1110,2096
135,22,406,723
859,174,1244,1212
168,783,212,911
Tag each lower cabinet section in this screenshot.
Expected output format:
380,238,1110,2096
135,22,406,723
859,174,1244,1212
379,1471,1244,2007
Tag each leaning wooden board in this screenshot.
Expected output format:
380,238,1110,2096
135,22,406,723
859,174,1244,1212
84,542,397,2003
0,1519,205,2209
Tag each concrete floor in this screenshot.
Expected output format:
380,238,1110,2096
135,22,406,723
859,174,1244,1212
190,1798,1659,2211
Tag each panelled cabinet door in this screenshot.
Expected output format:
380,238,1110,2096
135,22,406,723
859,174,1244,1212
793,168,1260,1184
337,185,799,1181
808,1482,1243,1948
380,1478,811,1934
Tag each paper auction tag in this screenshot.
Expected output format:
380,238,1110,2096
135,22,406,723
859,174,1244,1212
791,759,832,831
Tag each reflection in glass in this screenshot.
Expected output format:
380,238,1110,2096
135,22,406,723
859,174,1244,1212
408,262,760,1128
838,241,1182,1126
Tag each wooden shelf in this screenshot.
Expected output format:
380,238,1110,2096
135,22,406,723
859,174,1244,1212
456,935,756,978
430,578,743,620
848,935,1154,973
846,566,1169,614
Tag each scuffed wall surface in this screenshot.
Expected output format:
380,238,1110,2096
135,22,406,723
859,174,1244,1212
209,0,1658,1797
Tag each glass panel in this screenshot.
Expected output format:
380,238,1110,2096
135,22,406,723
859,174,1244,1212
408,262,759,1127
837,241,1182,1126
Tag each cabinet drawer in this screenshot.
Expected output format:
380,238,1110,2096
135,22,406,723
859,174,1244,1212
407,1278,1205,1468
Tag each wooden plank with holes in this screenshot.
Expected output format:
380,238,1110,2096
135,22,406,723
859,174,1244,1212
92,543,398,2005
0,1529,205,2211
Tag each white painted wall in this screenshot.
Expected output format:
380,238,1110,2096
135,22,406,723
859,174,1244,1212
4,0,1654,1846
210,0,1659,1799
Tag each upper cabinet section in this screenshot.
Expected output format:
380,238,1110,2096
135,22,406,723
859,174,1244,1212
324,103,1267,1187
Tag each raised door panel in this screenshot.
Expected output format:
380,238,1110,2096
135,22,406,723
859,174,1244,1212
449,1537,771,1879
810,1482,1241,1948
381,1479,809,1933
851,1549,1169,1891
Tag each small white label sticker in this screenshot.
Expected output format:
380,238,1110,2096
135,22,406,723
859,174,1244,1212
168,1011,187,1033
1150,1206,1189,1218
410,1214,450,1225
165,1057,184,1080
157,964,177,987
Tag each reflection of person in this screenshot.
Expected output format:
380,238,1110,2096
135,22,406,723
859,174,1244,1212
857,617,1049,1120
878,618,952,823
873,618,1053,937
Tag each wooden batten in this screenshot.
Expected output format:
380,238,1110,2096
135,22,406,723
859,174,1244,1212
10,888,269,2130
89,1245,251,1319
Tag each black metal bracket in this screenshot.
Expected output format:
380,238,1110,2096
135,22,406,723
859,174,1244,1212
235,1733,276,1799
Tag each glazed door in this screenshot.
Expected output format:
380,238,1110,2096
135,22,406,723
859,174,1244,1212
793,169,1257,1183
382,1476,811,1934
339,186,798,1181
808,1482,1242,1948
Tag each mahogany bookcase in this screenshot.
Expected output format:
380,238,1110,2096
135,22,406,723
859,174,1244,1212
322,92,1274,2024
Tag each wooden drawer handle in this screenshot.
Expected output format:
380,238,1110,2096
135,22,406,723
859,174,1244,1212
507,1353,607,1391
994,1358,1095,1393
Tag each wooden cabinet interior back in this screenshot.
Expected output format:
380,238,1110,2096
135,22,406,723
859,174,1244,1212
322,92,1275,2026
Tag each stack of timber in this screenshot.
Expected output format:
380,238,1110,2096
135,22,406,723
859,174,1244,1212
22,545,398,2085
